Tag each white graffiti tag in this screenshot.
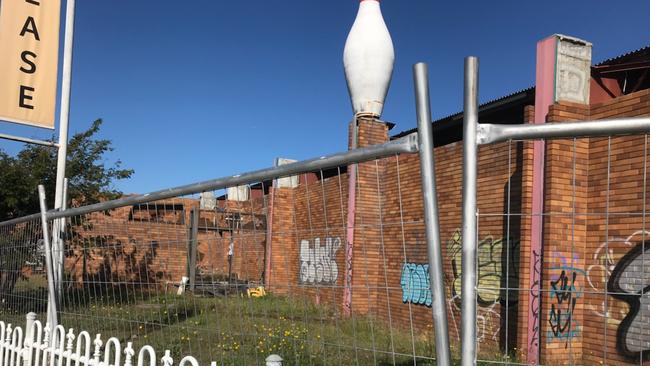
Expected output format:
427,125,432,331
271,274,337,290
299,237,341,284
586,230,650,323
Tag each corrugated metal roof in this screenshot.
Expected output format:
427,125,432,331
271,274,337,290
392,86,535,139
431,86,534,122
594,46,650,66
391,44,649,140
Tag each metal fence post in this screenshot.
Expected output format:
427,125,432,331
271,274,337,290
188,207,199,291
38,185,59,332
53,0,76,304
461,56,479,366
22,312,36,366
413,62,451,366
51,177,69,299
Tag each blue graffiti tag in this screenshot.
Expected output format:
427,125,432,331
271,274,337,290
400,263,432,307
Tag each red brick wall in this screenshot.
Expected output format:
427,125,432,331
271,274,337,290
583,89,650,366
350,118,390,314
266,117,530,356
516,105,536,359
65,197,267,289
264,89,650,364
65,215,189,286
63,88,650,364
195,198,267,283
267,187,297,295
373,137,527,354
532,90,650,365
540,101,591,363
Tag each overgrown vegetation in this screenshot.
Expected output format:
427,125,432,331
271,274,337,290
0,119,133,309
0,119,133,221
1,283,518,365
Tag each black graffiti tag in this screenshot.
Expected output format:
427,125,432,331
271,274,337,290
608,242,650,362
548,270,578,348
529,249,541,349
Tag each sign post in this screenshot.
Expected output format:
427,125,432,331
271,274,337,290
0,0,77,299
52,0,76,297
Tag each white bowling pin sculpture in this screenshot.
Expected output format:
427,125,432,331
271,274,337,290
343,0,394,118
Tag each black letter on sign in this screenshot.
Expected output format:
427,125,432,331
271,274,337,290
25,0,41,5
20,17,40,41
19,85,35,110
20,51,37,74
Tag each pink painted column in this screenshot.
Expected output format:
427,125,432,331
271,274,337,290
343,120,358,316
526,35,557,365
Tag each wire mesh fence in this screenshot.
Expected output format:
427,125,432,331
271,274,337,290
2,61,650,366
47,151,444,365
2,128,453,366
0,218,48,327
5,132,650,365
468,133,650,366
4,132,650,366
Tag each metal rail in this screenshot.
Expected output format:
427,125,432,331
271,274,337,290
461,58,650,366
0,133,419,227
0,133,59,147
477,116,650,145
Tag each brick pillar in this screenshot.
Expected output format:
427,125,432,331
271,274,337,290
540,102,590,364
348,117,390,314
267,187,297,294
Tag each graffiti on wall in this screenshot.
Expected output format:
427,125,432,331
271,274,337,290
400,263,432,306
546,253,583,347
528,249,541,351
299,237,341,284
446,229,519,343
587,231,649,325
448,229,520,305
607,241,650,361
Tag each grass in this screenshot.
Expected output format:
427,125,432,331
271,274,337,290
1,282,516,365
58,293,439,365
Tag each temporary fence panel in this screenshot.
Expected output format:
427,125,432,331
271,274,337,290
2,120,463,366
462,56,650,366
0,219,47,328
48,145,442,365
5,58,650,366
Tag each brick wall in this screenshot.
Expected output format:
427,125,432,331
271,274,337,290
65,197,267,290
583,89,650,365
266,117,530,356
350,118,390,314
532,89,650,365
264,88,650,364
540,101,591,363
62,88,650,364
516,105,536,359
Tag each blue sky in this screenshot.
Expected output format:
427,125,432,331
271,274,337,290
1,0,649,194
